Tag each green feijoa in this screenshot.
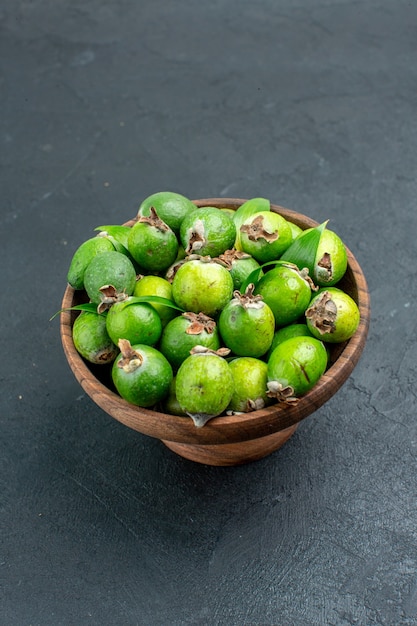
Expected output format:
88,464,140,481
172,258,234,317
288,221,303,242
233,197,271,250
128,208,178,273
254,263,314,327
133,275,178,328
162,376,188,416
239,211,293,263
159,312,221,370
220,208,236,220
112,340,173,408
72,311,118,365
84,251,137,304
267,336,328,399
175,348,234,427
218,285,275,358
305,287,360,343
175,244,187,263
227,357,270,413
180,206,236,257
266,323,314,359
67,235,115,290
105,297,162,346
138,191,197,234
313,229,348,287
217,249,263,291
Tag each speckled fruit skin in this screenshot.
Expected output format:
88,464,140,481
268,336,328,396
266,323,314,359
67,236,115,290
162,377,188,416
180,207,236,257
83,251,137,304
112,344,173,408
306,287,360,343
239,211,293,263
72,311,118,365
228,256,262,291
133,275,177,328
159,315,221,370
128,219,178,273
227,357,270,413
175,354,234,423
105,298,162,347
255,264,313,327
172,259,234,317
218,299,275,358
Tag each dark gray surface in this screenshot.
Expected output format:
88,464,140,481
2,1,417,624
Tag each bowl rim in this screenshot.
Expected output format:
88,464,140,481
60,198,370,446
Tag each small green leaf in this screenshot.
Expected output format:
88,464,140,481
121,295,185,312
280,220,328,276
95,225,131,250
95,224,131,237
49,302,102,321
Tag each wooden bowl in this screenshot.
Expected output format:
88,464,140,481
60,199,370,466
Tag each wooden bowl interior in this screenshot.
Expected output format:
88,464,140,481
60,199,370,447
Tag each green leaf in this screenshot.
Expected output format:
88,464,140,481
50,296,185,321
94,225,131,250
121,296,185,312
280,220,328,276
49,302,102,321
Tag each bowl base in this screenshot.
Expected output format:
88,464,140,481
162,424,298,466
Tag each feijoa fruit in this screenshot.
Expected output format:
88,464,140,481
305,287,360,343
112,339,173,407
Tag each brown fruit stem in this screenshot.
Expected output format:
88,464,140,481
117,339,143,372
232,283,264,309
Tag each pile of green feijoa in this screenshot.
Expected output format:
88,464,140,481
63,191,360,427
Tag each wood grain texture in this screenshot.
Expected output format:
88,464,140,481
60,199,370,465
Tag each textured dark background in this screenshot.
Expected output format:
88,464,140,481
2,1,417,624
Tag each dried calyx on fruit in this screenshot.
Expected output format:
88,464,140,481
97,284,129,314
117,339,144,373
305,288,360,343
216,249,252,266
218,284,275,358
305,290,337,335
137,206,171,230
266,380,298,405
189,345,231,357
182,312,217,335
230,283,265,309
241,214,278,243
